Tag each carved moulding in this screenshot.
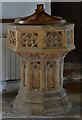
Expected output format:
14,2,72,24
17,51,67,60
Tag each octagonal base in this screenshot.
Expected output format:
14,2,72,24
13,88,71,116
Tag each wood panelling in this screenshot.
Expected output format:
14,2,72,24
0,19,15,23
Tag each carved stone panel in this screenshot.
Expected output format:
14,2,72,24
30,61,40,90
46,61,56,89
66,29,73,46
8,30,16,46
46,31,62,48
21,32,38,48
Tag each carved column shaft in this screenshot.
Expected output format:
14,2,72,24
21,58,64,91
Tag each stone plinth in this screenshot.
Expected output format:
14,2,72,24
8,4,75,116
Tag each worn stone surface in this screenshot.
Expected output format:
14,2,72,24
13,88,71,116
1,90,81,119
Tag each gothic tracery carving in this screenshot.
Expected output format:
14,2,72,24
8,30,16,46
46,31,62,47
31,61,40,70
47,62,56,68
47,62,56,89
67,29,73,46
21,32,38,48
30,62,40,90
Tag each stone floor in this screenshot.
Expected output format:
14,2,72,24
0,89,81,119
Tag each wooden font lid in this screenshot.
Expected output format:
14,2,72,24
14,4,66,25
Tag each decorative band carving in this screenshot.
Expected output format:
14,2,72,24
18,52,66,60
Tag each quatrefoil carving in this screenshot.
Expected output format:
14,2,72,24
46,31,62,47
21,32,38,48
